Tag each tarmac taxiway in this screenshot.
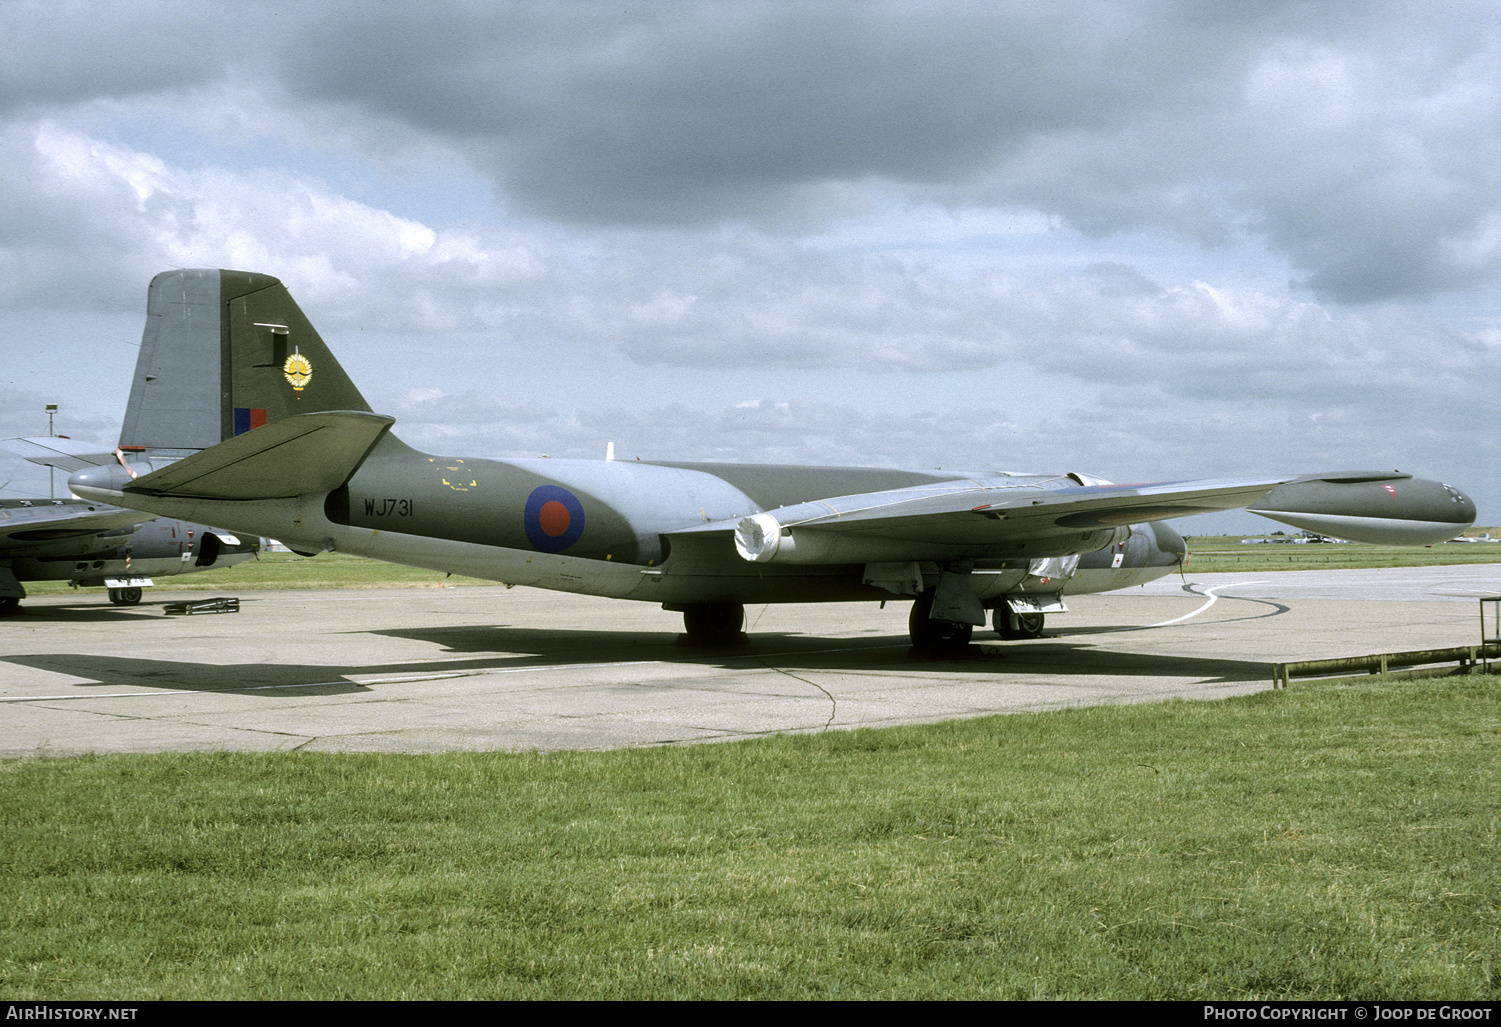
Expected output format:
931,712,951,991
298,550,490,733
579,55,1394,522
1,565,1496,757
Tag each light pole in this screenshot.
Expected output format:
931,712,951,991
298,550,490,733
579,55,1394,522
46,404,57,499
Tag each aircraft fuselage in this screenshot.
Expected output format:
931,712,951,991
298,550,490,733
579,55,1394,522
99,443,1179,608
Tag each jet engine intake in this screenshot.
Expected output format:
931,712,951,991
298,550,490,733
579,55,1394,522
734,514,867,564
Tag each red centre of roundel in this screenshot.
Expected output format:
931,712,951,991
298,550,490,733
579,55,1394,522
538,500,572,537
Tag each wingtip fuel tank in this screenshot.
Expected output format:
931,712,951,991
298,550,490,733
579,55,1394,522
1248,472,1475,545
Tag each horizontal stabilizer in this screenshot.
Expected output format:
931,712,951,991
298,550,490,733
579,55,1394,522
0,436,114,472
121,411,395,500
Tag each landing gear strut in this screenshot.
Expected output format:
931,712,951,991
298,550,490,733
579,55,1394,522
108,587,143,606
681,602,746,647
995,608,1045,639
908,588,973,655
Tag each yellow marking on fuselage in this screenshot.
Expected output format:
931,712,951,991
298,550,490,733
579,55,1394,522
439,458,477,490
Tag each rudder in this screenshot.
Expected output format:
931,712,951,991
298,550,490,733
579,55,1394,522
119,268,225,453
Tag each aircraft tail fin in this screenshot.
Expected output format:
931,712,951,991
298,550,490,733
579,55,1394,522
120,269,376,454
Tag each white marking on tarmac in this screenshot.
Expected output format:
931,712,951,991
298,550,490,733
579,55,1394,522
1139,581,1269,628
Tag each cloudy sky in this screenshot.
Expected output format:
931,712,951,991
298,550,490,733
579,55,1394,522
2,1,1496,532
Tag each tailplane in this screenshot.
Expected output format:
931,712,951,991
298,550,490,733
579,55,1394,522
120,269,375,455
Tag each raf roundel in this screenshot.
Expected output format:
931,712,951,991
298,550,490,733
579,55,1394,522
523,485,586,553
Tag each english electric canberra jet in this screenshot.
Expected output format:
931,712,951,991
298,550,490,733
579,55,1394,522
0,489,258,614
64,270,1476,650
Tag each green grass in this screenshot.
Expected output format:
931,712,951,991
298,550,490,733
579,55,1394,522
23,551,496,596
25,537,1501,600
2,674,1496,999
1185,535,1501,573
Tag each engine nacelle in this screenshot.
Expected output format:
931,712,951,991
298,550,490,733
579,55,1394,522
735,511,1131,566
736,513,943,565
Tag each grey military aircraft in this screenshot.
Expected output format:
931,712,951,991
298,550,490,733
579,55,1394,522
66,270,1476,650
0,493,259,613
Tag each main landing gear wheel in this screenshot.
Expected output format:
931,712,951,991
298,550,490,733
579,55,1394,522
995,608,1045,640
681,602,746,647
108,587,143,606
908,589,973,655
0,596,19,617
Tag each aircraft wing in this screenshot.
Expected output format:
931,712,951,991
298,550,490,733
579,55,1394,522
117,410,396,500
0,436,115,472
0,501,148,558
672,475,1291,565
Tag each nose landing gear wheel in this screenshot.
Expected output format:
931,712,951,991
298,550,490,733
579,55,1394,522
108,587,143,606
995,608,1045,639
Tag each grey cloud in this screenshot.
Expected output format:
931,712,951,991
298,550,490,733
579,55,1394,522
0,2,226,115
278,2,1266,222
1,107,1486,435
377,389,1483,510
0,124,161,311
8,3,1501,302
281,3,1501,302
521,235,1487,413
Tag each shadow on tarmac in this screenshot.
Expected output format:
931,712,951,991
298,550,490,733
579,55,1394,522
1,596,267,622
368,623,1272,684
3,626,1270,693
2,596,1278,694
